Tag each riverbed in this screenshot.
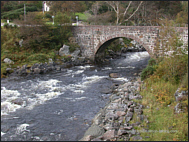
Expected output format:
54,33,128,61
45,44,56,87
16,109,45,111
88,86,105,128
1,51,150,141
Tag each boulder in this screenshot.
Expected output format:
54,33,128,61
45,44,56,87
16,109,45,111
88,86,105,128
103,123,114,131
83,124,105,138
174,103,186,113
34,68,42,74
48,58,53,64
131,135,142,141
102,130,115,140
59,44,70,56
116,111,126,117
174,88,188,102
79,135,93,141
109,73,120,78
19,39,23,47
3,58,14,64
117,129,127,136
71,49,80,57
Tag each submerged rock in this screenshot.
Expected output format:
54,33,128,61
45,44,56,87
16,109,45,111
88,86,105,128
109,73,120,78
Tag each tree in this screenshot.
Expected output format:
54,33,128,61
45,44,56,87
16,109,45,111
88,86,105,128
153,19,188,84
105,1,143,25
53,12,72,45
47,1,86,15
14,12,52,51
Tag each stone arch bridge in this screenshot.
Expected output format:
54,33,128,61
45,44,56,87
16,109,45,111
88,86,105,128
71,26,188,61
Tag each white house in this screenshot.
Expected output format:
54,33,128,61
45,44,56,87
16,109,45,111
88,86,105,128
43,1,50,12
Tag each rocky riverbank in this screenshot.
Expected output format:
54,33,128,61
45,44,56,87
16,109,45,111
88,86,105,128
79,75,188,141
80,77,149,141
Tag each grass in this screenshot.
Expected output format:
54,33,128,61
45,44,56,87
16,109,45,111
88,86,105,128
129,75,188,141
75,12,91,22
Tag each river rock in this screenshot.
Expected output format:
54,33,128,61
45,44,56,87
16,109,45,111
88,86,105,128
71,48,80,57
126,129,136,135
124,126,133,130
92,112,103,125
103,123,114,131
101,130,115,140
83,124,105,138
59,44,70,56
6,68,14,74
34,68,42,74
48,58,53,64
11,98,24,105
19,39,23,47
174,88,188,102
132,135,142,141
174,103,183,113
117,129,127,136
3,58,14,64
116,111,126,117
105,112,119,121
80,135,93,141
109,73,120,78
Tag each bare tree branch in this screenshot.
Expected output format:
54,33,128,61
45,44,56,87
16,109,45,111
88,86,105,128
123,1,132,17
124,1,143,22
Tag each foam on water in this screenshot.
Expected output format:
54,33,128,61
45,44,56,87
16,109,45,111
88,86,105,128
102,67,112,70
36,79,62,91
1,102,22,116
123,51,150,62
1,74,107,115
16,123,30,135
1,79,63,115
111,77,129,82
74,70,84,74
77,65,94,70
63,69,85,77
1,87,22,116
26,92,62,110
117,66,135,69
65,75,108,94
65,96,87,102
1,132,6,136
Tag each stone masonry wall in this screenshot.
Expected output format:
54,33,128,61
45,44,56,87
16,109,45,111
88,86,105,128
72,26,188,61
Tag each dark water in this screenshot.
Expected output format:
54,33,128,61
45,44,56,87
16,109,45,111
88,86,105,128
1,51,150,141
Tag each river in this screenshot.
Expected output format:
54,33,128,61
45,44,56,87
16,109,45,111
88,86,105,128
1,51,150,141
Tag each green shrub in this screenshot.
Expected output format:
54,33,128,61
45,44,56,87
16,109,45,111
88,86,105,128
67,43,80,53
148,58,156,66
141,66,155,80
45,13,52,19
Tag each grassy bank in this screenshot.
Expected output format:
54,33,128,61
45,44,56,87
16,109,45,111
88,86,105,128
129,57,188,141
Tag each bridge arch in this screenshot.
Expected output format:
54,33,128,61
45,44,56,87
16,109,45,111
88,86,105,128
94,34,152,61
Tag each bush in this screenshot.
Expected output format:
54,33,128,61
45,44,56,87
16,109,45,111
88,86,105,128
154,55,188,84
1,5,38,20
148,58,156,66
141,66,155,80
45,13,52,19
